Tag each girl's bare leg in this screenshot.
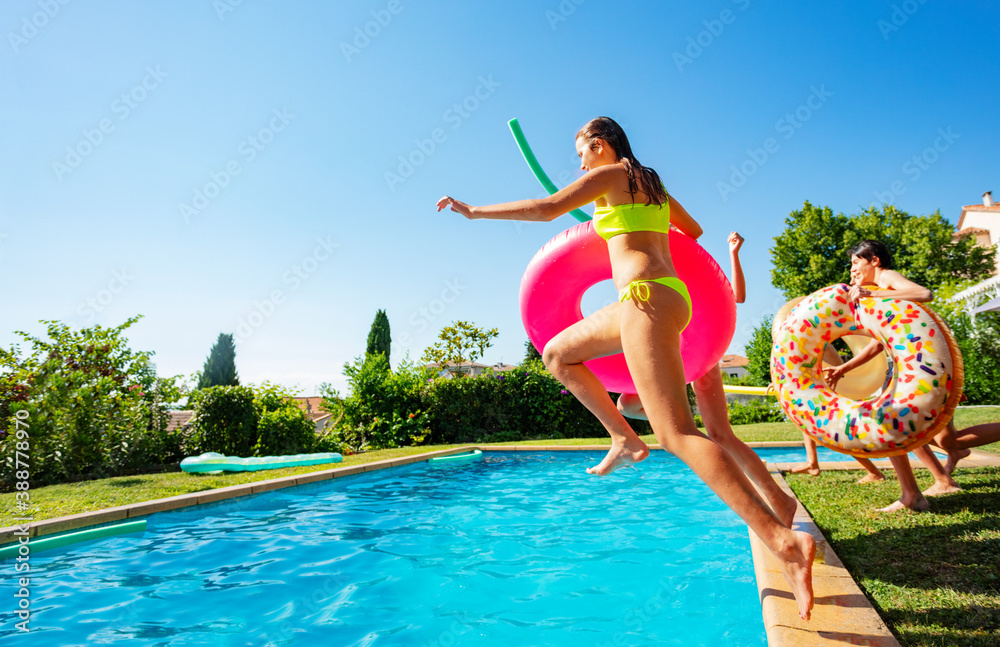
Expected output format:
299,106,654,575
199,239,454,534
790,434,821,476
939,422,1000,472
542,301,648,475
618,284,814,620
914,445,961,496
854,457,885,484
878,454,929,512
692,367,798,528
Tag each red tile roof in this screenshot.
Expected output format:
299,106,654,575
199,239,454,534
719,354,749,368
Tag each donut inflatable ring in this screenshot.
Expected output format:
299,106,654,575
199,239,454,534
771,284,963,457
773,295,888,401
520,220,736,392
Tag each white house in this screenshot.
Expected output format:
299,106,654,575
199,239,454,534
951,191,1000,310
719,354,749,379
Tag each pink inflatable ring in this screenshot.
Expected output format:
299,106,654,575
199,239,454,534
519,220,736,392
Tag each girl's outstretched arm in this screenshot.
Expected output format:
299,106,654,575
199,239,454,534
728,231,746,304
436,165,621,223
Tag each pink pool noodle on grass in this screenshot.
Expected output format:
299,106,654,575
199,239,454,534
520,221,736,392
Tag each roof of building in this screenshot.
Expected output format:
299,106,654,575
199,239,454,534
719,354,749,368
292,396,331,421
957,204,1000,230
166,410,195,432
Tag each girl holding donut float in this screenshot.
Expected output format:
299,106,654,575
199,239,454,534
772,240,964,512
438,116,815,620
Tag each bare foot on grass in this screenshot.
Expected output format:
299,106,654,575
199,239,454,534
776,531,816,621
586,440,649,475
945,448,970,475
877,496,929,512
922,481,961,497
790,463,821,476
856,473,885,484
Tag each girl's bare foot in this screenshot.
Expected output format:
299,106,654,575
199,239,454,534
776,531,816,621
876,496,929,512
586,440,649,475
790,463,820,476
922,481,961,497
945,448,970,475
856,473,884,484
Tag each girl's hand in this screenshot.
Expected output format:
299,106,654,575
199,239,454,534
728,231,744,254
822,365,845,390
436,196,474,219
848,283,873,302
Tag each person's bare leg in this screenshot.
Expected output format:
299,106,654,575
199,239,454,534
935,422,969,475
542,302,648,475
943,422,1000,474
619,285,813,620
853,457,885,484
877,454,929,512
914,445,961,496
692,367,798,528
790,434,821,476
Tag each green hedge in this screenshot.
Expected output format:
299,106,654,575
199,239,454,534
322,357,652,452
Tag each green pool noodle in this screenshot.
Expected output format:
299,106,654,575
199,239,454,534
428,449,483,464
507,118,591,223
0,519,147,560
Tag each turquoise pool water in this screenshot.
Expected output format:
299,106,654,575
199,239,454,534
1,452,766,646
753,445,948,464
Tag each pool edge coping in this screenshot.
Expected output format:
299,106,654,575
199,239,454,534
749,470,901,647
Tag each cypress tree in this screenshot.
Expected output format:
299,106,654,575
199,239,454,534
197,333,240,389
366,309,391,362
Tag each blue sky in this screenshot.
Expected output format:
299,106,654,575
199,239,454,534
2,0,998,396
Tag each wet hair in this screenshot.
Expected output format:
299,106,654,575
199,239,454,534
576,116,668,206
849,239,893,269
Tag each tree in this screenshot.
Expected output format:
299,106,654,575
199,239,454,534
523,338,542,363
742,316,774,387
366,309,391,362
770,202,995,299
197,333,239,389
420,320,499,375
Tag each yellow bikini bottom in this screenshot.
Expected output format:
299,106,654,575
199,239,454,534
618,276,692,330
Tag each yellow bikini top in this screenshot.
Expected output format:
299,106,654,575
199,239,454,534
592,200,671,241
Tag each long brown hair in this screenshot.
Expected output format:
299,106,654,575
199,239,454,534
576,116,667,206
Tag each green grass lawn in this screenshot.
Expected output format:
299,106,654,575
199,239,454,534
787,467,1000,646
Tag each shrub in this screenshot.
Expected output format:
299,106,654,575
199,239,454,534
0,317,187,490
187,385,258,456
725,398,786,425
324,354,432,452
254,407,316,456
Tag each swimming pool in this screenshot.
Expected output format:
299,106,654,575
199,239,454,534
1,452,766,646
753,444,948,464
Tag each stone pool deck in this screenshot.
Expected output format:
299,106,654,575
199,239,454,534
3,443,998,646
